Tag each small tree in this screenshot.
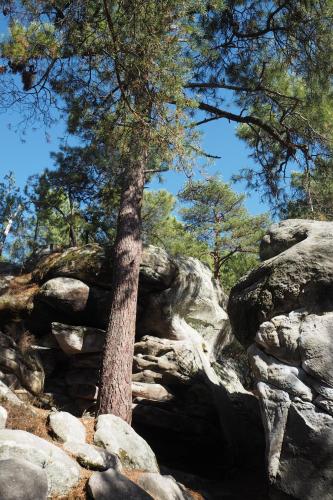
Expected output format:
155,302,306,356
142,190,211,264
179,176,269,284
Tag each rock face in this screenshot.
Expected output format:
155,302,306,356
0,244,247,480
0,458,48,500
0,332,44,394
229,220,333,500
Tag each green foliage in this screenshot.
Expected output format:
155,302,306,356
178,176,269,288
1,1,333,204
193,1,333,203
281,159,333,221
24,144,121,250
142,190,211,265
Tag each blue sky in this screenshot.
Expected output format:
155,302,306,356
0,106,269,215
0,13,270,217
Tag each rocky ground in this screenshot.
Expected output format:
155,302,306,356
1,220,332,499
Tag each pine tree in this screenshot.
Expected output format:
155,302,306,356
179,176,269,283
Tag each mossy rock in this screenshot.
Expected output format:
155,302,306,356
32,245,113,287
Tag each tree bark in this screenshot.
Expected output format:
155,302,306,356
97,152,146,422
68,194,78,247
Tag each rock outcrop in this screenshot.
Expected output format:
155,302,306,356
229,220,333,500
0,244,239,478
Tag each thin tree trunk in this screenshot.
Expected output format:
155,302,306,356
0,205,22,257
68,194,78,247
97,153,146,422
69,223,77,247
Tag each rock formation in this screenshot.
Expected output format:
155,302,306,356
0,244,249,480
229,220,333,500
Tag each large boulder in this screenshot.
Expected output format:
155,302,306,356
51,322,106,354
88,468,153,500
31,245,229,359
229,219,333,346
229,220,333,499
137,473,193,500
36,277,90,315
0,458,48,500
48,411,86,443
94,414,159,472
0,429,81,496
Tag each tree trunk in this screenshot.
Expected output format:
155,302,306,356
68,194,78,247
0,205,21,257
97,155,146,422
69,223,77,247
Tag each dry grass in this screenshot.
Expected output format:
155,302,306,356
2,401,50,440
52,469,94,500
81,416,95,445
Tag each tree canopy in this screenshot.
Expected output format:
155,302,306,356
179,176,268,284
1,0,333,421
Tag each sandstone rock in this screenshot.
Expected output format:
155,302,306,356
52,322,106,354
0,381,24,406
314,395,333,416
274,401,333,500
257,382,291,480
32,244,109,285
256,313,302,366
137,473,192,500
0,406,7,428
229,220,333,499
63,441,122,471
248,344,313,401
229,219,333,346
33,244,230,360
0,429,80,496
36,277,90,314
133,336,202,386
94,414,159,472
49,411,86,443
132,382,173,402
299,312,333,386
0,371,21,389
88,468,153,500
0,458,48,500
138,252,230,360
0,332,44,394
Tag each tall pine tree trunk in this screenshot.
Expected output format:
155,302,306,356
97,151,146,422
